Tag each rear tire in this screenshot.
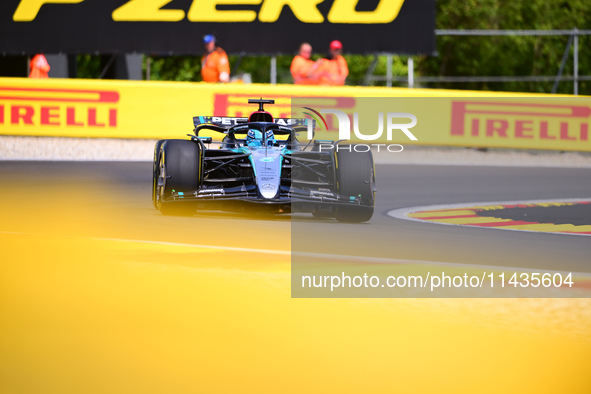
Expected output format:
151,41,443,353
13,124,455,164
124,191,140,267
156,139,201,216
334,147,375,223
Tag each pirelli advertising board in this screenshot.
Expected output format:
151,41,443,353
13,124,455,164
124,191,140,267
0,0,435,55
1,77,591,152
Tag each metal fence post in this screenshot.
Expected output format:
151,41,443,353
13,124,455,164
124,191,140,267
270,55,277,85
146,56,151,81
386,54,392,87
574,28,579,95
408,57,414,88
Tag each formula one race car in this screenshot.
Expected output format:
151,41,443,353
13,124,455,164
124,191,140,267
152,99,375,222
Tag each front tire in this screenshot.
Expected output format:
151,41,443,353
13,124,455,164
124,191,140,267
152,139,166,209
334,147,375,223
155,139,201,216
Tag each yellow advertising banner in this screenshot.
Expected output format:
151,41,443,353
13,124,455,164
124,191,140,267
0,77,214,139
1,77,590,151
292,96,591,151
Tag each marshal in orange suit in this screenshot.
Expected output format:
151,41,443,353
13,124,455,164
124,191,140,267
201,35,230,83
290,43,320,85
316,40,348,86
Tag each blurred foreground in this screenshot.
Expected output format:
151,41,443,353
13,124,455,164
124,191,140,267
0,162,590,393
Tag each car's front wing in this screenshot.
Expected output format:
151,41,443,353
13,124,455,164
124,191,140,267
162,185,367,207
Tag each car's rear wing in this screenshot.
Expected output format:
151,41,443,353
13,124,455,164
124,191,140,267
193,116,312,128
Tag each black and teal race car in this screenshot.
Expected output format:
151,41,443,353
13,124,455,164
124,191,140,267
152,99,375,222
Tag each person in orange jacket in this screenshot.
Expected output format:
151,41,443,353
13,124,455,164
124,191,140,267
290,43,319,85
29,54,50,78
316,40,348,86
201,35,230,83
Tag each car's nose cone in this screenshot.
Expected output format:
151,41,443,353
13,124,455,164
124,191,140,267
250,148,282,199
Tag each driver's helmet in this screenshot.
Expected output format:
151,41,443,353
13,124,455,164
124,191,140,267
265,130,276,146
246,129,263,146
246,129,275,147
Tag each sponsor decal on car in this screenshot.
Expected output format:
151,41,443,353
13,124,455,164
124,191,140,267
310,190,335,198
198,188,224,194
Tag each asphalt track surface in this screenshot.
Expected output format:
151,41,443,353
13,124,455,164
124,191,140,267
2,161,589,272
476,203,591,226
2,161,591,393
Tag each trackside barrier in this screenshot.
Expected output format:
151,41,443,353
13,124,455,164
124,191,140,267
1,77,590,152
